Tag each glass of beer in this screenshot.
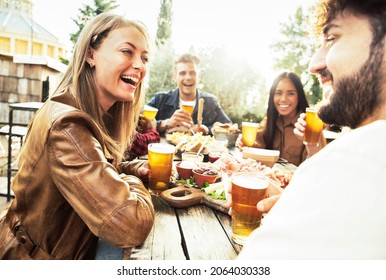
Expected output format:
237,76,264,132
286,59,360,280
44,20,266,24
142,105,158,121
241,122,259,147
213,129,229,148
231,172,269,245
304,107,324,146
148,143,175,195
180,100,195,115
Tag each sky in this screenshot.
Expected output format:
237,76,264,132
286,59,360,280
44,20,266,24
31,0,314,82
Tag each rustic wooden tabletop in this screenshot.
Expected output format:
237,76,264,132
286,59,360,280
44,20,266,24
124,195,241,260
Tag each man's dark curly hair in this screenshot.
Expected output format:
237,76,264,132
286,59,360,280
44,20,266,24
312,0,386,48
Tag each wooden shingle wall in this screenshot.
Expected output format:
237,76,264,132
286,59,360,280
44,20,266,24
0,55,61,123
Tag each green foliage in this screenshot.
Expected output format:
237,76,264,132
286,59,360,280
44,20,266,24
146,0,267,125
146,45,267,125
303,74,323,104
155,0,173,48
59,57,69,65
69,0,119,48
194,47,267,126
146,40,176,101
231,111,264,125
271,6,323,105
145,0,175,101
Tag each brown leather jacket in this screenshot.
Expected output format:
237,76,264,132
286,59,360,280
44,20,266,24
0,91,155,259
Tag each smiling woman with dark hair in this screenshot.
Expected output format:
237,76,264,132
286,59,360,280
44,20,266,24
237,71,321,166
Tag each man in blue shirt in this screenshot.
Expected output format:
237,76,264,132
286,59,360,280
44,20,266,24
148,53,231,135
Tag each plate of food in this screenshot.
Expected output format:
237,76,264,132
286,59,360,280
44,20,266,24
160,162,229,213
166,131,228,158
161,168,229,214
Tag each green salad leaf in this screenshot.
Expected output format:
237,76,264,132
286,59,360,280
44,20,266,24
209,190,226,200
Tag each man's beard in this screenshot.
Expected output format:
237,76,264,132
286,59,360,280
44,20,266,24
318,42,384,129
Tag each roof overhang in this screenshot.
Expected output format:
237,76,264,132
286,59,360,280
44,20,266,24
13,54,67,73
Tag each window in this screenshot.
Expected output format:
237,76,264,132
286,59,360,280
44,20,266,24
0,36,11,53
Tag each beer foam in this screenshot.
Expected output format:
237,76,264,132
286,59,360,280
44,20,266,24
143,105,158,112
148,143,175,154
242,122,259,128
232,175,268,190
180,100,196,106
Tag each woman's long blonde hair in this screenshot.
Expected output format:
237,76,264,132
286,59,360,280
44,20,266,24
55,13,150,167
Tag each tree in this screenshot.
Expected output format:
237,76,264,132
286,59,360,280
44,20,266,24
155,0,173,48
69,0,119,48
60,0,118,64
271,6,322,104
146,0,264,125
146,41,176,101
146,0,175,100
197,47,265,126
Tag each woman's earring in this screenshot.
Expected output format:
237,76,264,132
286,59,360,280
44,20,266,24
89,62,94,68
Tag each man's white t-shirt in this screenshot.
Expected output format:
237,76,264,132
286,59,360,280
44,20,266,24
238,120,386,259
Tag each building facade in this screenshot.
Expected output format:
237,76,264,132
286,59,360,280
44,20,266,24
0,0,67,122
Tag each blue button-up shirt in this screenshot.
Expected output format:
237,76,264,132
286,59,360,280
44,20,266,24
148,88,231,134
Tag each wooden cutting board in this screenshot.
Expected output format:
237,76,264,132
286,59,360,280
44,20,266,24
160,184,229,215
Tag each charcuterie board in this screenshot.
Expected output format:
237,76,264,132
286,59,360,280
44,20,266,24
160,184,229,215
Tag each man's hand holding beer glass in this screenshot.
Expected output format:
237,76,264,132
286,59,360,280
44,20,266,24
225,113,326,236
294,112,325,158
166,109,194,133
227,113,324,219
226,178,283,215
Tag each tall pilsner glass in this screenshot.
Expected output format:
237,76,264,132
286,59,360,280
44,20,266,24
304,107,324,146
231,172,269,245
148,143,175,195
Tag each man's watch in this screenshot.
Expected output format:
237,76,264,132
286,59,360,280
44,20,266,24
156,119,169,132
164,119,169,130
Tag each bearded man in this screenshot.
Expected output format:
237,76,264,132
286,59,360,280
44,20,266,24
238,0,386,259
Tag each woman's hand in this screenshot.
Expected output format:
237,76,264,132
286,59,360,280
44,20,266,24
293,112,306,141
138,115,156,133
136,161,150,182
235,134,245,150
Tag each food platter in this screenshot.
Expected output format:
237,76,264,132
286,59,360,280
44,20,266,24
160,184,229,214
159,155,296,214
165,132,228,155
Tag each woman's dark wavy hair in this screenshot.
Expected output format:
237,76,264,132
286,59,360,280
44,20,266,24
313,0,386,49
263,72,309,149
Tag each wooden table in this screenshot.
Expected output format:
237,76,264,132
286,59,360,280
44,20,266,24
95,144,243,260
96,195,242,260
127,195,240,260
95,136,300,260
95,143,297,260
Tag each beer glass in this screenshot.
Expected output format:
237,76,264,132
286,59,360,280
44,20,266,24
148,143,175,195
213,129,229,148
180,100,195,115
304,107,324,146
142,105,158,121
231,172,269,245
241,122,259,147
